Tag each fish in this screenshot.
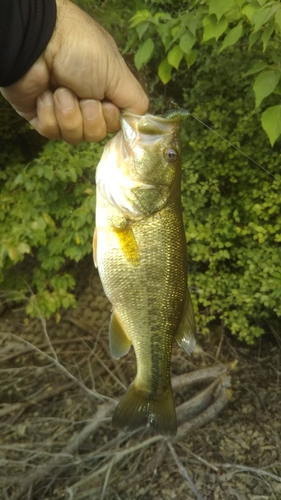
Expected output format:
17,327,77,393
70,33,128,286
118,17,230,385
93,111,196,436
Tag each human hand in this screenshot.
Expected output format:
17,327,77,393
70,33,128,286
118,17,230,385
0,0,149,144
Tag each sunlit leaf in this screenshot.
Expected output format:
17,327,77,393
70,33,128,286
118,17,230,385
251,5,278,33
244,61,268,77
262,22,274,51
158,58,172,84
203,15,228,42
130,10,151,28
167,45,184,69
242,4,256,22
274,7,281,32
253,70,280,108
261,105,281,146
18,243,31,255
249,31,261,49
136,22,149,40
185,50,197,68
209,0,235,21
134,38,154,70
220,23,243,52
179,31,196,54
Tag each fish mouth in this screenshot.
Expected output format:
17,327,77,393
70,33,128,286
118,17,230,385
121,112,180,147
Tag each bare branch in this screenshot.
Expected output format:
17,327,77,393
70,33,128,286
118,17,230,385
167,441,206,500
9,401,115,500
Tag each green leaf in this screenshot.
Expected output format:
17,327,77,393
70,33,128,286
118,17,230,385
156,23,172,51
248,30,260,49
203,15,228,42
18,242,31,255
242,4,256,22
179,31,196,54
209,0,235,21
167,45,184,69
185,50,197,68
253,70,280,108
262,22,274,51
130,10,151,28
134,38,154,70
261,105,281,146
274,7,281,32
273,80,281,95
136,22,149,40
158,58,172,84
187,17,199,36
244,61,268,76
219,23,243,52
252,5,278,33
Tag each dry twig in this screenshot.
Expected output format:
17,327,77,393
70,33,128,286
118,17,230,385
9,401,115,500
167,441,206,500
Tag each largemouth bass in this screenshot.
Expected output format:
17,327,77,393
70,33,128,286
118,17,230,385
94,111,196,436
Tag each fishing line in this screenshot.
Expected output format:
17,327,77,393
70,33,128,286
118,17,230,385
164,107,276,180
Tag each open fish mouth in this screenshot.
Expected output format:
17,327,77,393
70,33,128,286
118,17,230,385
121,111,181,148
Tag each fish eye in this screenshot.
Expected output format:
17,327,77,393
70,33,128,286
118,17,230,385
164,148,178,163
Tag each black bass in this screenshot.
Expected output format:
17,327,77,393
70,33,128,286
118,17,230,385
94,111,196,436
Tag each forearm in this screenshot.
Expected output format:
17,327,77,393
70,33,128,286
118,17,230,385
0,0,57,87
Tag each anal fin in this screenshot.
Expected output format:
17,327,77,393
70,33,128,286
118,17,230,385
109,310,131,359
175,288,196,355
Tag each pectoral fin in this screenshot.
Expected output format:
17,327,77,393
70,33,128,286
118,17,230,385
114,226,140,267
175,289,196,355
93,228,98,268
109,310,132,359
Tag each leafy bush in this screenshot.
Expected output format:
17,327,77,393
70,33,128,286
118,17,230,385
1,0,280,343
129,0,281,145
179,44,281,342
0,133,102,318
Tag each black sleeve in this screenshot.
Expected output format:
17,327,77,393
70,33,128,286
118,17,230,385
0,0,57,87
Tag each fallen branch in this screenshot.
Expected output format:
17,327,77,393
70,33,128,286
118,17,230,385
176,376,232,439
66,436,167,500
9,401,116,500
0,381,76,418
214,462,281,482
177,378,221,424
1,332,115,404
167,441,206,500
172,361,237,390
1,336,94,363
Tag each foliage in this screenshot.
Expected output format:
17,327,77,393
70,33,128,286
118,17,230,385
128,0,281,145
1,0,280,343
176,43,281,342
124,1,281,342
0,128,102,318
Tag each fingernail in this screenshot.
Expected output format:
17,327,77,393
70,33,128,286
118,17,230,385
103,103,119,123
41,90,53,107
56,88,76,110
80,100,100,120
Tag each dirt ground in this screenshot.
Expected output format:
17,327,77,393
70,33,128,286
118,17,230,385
0,257,280,500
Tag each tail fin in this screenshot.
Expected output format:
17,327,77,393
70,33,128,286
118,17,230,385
112,381,177,436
